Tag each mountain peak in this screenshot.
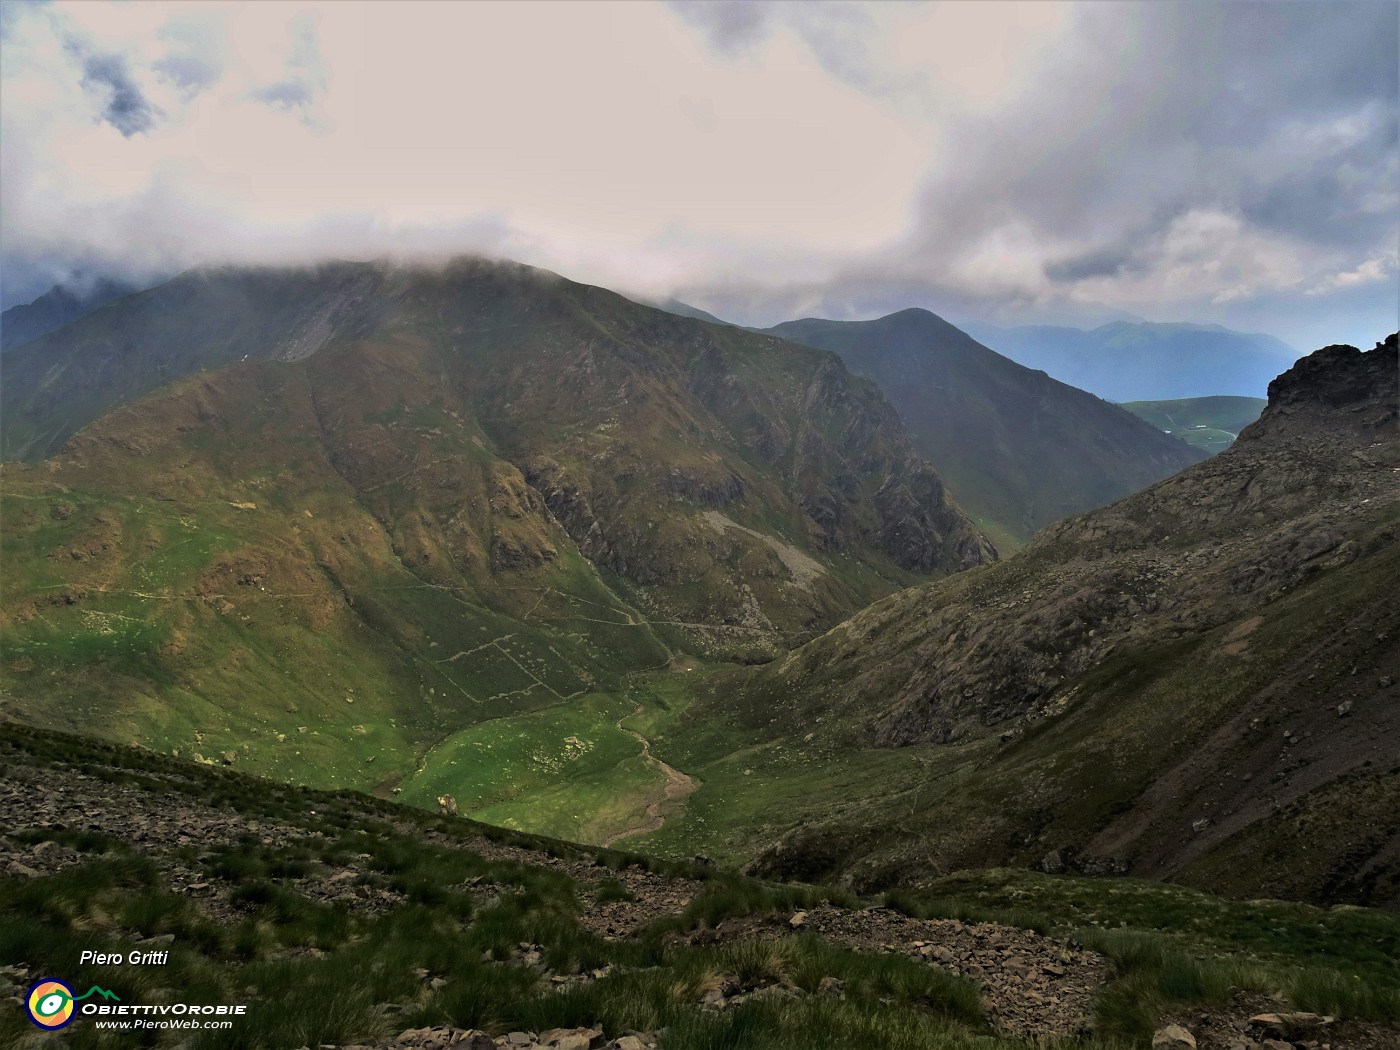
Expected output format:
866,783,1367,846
1265,333,1397,411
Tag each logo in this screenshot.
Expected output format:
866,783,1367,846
26,979,120,1030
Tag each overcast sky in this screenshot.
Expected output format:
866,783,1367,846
1,0,1395,350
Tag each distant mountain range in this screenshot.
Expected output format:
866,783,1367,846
962,320,1299,401
765,309,1205,549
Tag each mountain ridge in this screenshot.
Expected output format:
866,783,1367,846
648,335,1399,905
0,258,993,840
764,309,1206,547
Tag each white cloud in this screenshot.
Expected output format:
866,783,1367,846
1,0,1395,346
1306,255,1398,296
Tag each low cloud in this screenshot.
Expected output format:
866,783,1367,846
1,1,1394,350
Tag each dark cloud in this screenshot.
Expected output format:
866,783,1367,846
249,13,327,122
669,1,1397,344
1241,113,1398,246
668,1,923,113
154,14,227,97
72,46,159,137
251,79,317,111
666,0,771,54
913,2,1397,258
1044,242,1145,283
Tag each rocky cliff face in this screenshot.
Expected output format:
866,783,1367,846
2,258,992,656
767,309,1208,549
739,335,1399,903
844,334,1398,747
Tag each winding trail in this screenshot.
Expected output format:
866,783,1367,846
602,707,697,847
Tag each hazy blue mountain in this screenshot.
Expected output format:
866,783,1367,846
961,320,1298,401
638,297,733,326
0,276,146,352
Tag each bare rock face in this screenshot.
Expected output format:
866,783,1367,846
857,334,1400,746
747,335,1400,901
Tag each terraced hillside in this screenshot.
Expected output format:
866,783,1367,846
630,337,1400,906
0,259,990,839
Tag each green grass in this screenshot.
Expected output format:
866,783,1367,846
882,869,1400,1041
400,690,666,841
3,722,1398,1050
1120,396,1267,454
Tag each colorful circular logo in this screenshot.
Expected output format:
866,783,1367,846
27,979,76,1030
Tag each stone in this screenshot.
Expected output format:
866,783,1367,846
817,976,845,994
1151,1024,1197,1050
1191,818,1211,833
1248,1012,1333,1034
1336,700,1353,717
221,751,236,765
788,910,807,928
613,1038,646,1050
539,1028,593,1050
437,795,458,817
1040,850,1065,874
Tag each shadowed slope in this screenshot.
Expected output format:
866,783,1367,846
663,336,1399,905
767,309,1205,548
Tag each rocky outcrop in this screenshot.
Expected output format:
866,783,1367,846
858,335,1399,745
745,336,1399,899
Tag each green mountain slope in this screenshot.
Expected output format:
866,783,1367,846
766,310,1206,549
0,258,991,842
1121,396,1268,454
632,336,1400,906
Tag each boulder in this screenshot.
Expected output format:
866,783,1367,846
1151,1024,1197,1050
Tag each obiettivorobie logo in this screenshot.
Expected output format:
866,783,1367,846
24,977,248,1033
26,979,120,1030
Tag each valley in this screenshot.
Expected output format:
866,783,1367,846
0,263,1395,1050
2,4,1395,1048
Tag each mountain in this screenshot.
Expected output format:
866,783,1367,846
0,258,991,839
0,276,144,352
640,296,733,326
1121,395,1268,454
765,309,1206,549
642,336,1400,906
962,320,1298,401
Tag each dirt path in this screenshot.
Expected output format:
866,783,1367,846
601,708,696,847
